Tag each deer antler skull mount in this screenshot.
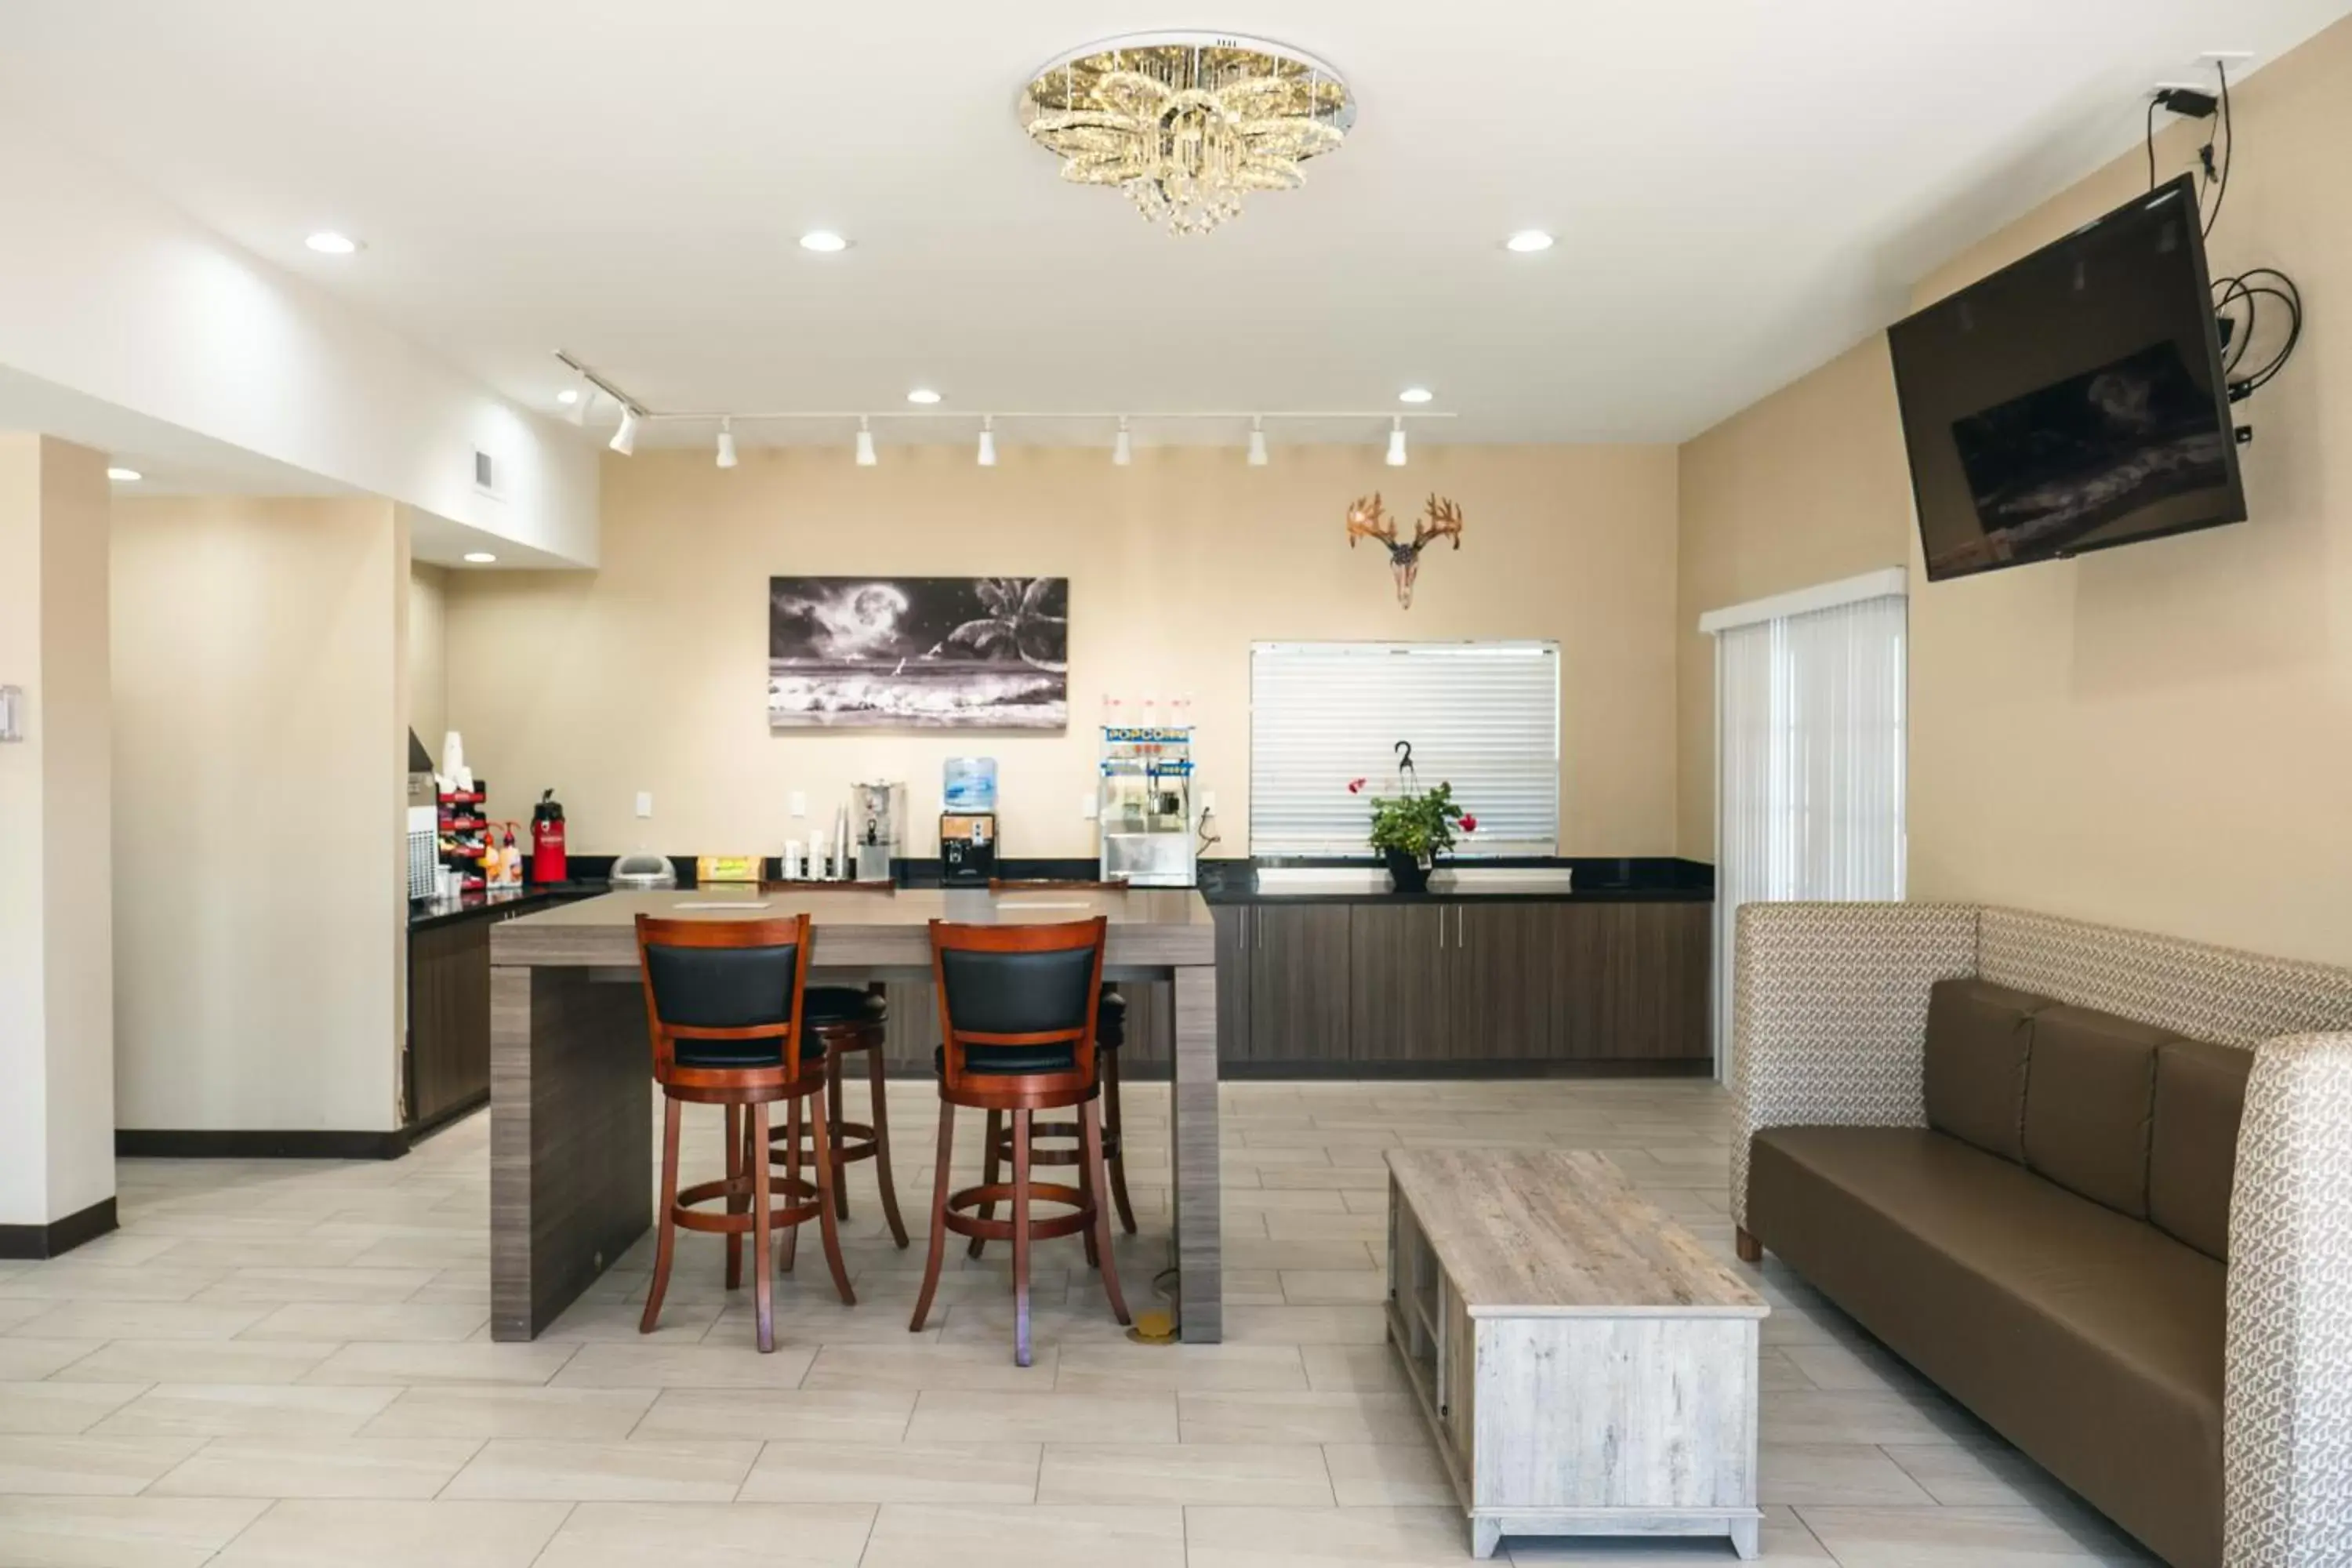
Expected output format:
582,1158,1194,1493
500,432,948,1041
1345,493,1465,608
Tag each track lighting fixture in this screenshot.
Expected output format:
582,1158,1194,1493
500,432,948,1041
550,357,1458,466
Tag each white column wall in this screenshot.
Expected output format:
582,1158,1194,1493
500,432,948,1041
0,434,116,1232
110,496,407,1134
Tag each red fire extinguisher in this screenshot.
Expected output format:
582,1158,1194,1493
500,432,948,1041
530,789,568,885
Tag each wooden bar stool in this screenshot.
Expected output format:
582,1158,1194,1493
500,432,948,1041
633,913,853,1353
980,880,1140,1244
909,917,1129,1367
768,984,909,1249
972,989,1136,1256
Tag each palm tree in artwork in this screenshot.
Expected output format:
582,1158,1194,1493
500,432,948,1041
924,577,1067,672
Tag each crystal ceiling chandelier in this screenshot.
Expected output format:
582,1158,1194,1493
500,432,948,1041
1019,32,1356,237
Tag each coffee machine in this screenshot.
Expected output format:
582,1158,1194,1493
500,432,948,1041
851,780,904,884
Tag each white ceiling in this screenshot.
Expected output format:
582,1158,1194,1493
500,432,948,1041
4,0,2345,448
0,365,354,498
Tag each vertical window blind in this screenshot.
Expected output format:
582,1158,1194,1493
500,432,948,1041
1249,641,1560,857
1704,573,1907,1079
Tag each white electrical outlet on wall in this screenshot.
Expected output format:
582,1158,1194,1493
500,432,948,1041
635,791,653,818
0,684,22,743
789,791,807,817
1081,793,1098,821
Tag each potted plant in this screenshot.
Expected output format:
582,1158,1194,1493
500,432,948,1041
1350,777,1476,894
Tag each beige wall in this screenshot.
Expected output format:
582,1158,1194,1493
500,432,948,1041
408,561,449,750
1674,13,2352,964
445,442,1680,859
0,434,114,1226
111,496,408,1131
1674,338,1915,858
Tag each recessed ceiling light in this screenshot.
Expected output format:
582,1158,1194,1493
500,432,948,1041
1399,387,1434,405
305,231,361,255
906,388,942,405
556,387,579,405
463,552,498,564
799,230,851,253
1504,230,1554,253
106,466,143,482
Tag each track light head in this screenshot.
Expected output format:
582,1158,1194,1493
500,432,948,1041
609,408,640,456
977,415,997,467
1113,416,1132,467
1385,416,1407,467
1247,415,1269,467
715,417,737,469
855,416,877,467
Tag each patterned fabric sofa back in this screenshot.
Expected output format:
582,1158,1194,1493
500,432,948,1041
1976,907,2352,1049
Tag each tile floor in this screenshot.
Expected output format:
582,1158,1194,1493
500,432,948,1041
0,1078,2159,1566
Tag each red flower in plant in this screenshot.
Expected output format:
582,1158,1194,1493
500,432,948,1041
1346,778,1367,794
1458,815,1478,833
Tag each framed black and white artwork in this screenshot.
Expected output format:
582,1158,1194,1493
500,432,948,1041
767,576,1069,730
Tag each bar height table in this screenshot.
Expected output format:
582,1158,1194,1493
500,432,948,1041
486,886,1222,1342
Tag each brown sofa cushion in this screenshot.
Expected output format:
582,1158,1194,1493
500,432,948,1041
1923,978,2046,1162
2149,1040,2252,1262
2023,1004,2166,1218
1748,1125,2223,1568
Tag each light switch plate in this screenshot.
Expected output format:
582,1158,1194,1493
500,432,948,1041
634,791,652,818
789,791,807,817
0,684,21,743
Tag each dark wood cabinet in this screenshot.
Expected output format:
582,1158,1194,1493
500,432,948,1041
1213,904,1253,1065
1347,903,1450,1061
1246,895,1708,1073
407,918,492,1129
1248,904,1352,1062
864,891,1707,1078
1551,902,1711,1062
880,978,938,1076
1448,903,1558,1060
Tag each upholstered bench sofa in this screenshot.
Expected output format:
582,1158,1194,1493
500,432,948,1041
1730,902,2352,1568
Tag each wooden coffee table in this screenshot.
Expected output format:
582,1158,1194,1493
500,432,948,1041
1385,1149,1767,1560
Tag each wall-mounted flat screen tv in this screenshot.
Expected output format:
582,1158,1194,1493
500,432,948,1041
1887,175,2244,582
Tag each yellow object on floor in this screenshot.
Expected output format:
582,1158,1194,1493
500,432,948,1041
1127,1309,1178,1345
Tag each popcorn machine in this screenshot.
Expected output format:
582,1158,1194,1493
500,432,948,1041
1098,724,1196,887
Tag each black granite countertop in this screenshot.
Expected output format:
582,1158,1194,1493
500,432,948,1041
408,883,606,933
1192,857,1713,906
436,856,1715,923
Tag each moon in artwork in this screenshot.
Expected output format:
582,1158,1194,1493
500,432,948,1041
791,581,910,659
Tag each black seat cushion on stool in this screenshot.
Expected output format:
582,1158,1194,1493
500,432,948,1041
675,1033,825,1070
643,942,800,1029
939,947,1097,1034
934,1042,1080,1077
803,986,888,1028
